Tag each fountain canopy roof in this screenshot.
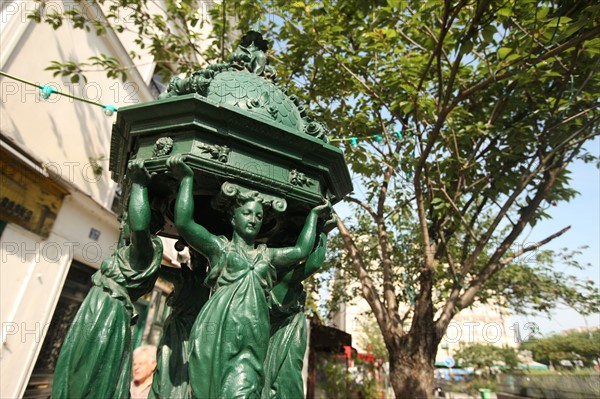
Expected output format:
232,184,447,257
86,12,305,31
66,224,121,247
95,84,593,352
158,28,327,141
109,28,352,220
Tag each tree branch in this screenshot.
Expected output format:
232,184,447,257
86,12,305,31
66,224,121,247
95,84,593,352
346,196,377,220
451,26,600,107
459,225,571,309
336,216,389,331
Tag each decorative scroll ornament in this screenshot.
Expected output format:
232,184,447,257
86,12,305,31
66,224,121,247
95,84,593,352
153,137,174,157
197,143,231,163
289,169,314,188
211,182,287,215
303,121,329,142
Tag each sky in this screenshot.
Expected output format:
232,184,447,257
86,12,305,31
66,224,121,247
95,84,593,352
512,137,600,336
333,137,600,337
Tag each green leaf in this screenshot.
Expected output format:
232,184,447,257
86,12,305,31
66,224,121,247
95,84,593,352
482,25,496,43
536,6,550,20
505,53,520,63
498,47,512,60
387,0,404,10
384,28,398,40
462,40,474,54
497,7,513,17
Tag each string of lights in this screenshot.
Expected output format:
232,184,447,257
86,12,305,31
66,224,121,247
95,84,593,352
330,131,405,146
0,71,119,116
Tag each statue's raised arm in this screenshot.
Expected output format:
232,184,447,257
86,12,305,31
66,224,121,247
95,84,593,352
167,155,224,261
52,159,163,399
127,159,158,269
269,200,332,268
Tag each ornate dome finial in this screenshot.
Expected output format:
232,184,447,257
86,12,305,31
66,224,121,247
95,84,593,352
228,25,272,77
239,22,269,53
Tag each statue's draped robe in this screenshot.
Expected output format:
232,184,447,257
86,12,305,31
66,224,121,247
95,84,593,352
262,289,307,399
52,236,163,399
188,239,275,399
150,265,208,399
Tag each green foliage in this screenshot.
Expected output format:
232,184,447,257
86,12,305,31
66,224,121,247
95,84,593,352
356,318,389,362
521,328,600,367
45,55,125,83
225,0,599,392
318,355,353,399
485,247,600,315
88,155,106,177
318,354,382,399
223,0,600,342
29,0,221,80
455,343,519,374
30,0,600,394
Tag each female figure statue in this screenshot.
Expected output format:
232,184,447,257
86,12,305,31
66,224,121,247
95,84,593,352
52,160,164,399
167,155,330,399
262,221,334,399
150,249,209,399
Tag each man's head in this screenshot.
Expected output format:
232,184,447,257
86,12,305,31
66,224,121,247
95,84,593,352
132,345,157,385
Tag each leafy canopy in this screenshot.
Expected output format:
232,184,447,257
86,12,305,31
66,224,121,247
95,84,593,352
455,343,519,372
522,328,600,367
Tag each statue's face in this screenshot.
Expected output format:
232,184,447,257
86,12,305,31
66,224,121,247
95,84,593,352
118,216,131,246
231,200,263,240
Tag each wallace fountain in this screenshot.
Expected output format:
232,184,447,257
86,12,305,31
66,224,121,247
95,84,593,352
51,27,352,399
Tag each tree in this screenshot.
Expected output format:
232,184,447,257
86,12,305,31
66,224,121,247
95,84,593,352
227,1,598,397
31,0,600,397
522,329,600,368
455,343,519,375
28,0,240,83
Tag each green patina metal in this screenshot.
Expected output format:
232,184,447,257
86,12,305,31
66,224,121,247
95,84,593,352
55,27,351,399
109,29,351,245
52,160,163,399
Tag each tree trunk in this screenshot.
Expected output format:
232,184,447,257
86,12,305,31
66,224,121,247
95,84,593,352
388,350,435,399
384,266,439,398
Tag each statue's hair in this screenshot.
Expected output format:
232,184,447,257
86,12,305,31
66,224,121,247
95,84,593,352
234,190,265,206
225,190,267,219
211,182,286,220
133,345,157,362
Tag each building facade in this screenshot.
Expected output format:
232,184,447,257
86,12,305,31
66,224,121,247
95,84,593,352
0,1,213,396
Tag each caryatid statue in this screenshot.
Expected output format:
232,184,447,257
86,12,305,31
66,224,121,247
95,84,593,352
52,160,164,399
59,24,355,399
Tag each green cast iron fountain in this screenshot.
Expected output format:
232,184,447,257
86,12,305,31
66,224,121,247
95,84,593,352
52,26,352,399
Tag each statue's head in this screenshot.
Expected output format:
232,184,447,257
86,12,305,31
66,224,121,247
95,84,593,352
212,182,286,240
118,211,131,246
229,192,265,240
240,23,269,52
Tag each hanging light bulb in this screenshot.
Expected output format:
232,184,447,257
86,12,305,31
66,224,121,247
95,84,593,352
349,137,358,147
39,85,56,100
374,134,383,143
102,104,118,116
395,131,402,139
